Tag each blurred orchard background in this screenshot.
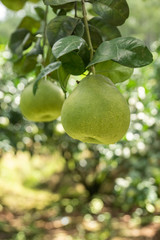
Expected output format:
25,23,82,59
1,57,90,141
0,0,160,239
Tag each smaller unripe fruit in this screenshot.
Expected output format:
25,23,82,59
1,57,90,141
20,80,64,122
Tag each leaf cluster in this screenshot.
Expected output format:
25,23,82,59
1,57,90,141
6,0,153,92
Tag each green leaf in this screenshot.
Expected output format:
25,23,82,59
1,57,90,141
88,37,153,68
83,24,102,49
34,7,45,19
73,20,84,37
89,17,121,40
13,55,37,75
51,3,74,14
56,9,67,16
78,44,90,67
18,16,41,34
47,16,79,47
43,0,80,5
27,39,43,57
57,66,70,91
33,62,62,94
1,0,26,11
52,36,86,59
49,65,70,91
28,0,40,2
60,52,85,75
93,0,129,26
9,29,33,56
95,60,134,83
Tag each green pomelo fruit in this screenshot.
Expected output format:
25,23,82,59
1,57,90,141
61,74,130,145
95,60,134,84
20,80,65,122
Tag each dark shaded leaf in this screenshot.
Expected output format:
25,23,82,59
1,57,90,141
18,16,41,34
83,24,102,49
93,0,129,26
52,35,86,59
13,55,37,75
47,16,79,47
51,3,74,14
78,44,90,67
33,62,62,94
34,7,45,19
50,65,70,91
89,17,121,41
27,39,43,57
56,9,67,15
95,60,134,83
60,52,85,75
43,0,80,5
73,20,84,37
88,37,153,68
9,29,33,56
57,66,70,91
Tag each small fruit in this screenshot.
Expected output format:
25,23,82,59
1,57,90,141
20,80,64,122
61,74,130,145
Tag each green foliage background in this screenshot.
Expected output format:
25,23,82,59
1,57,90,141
0,0,160,239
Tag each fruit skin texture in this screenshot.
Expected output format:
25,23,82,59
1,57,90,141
61,74,130,145
20,80,64,122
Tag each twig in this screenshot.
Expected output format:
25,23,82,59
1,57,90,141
81,0,95,74
42,5,49,63
75,2,77,17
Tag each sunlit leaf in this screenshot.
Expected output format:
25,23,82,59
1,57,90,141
1,0,26,11
18,16,41,34
52,36,86,59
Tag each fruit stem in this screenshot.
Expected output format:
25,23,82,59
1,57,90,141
42,5,49,63
81,0,95,74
